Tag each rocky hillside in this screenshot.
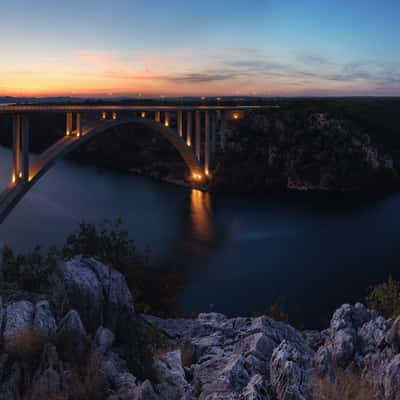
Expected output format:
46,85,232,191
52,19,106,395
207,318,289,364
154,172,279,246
0,256,399,399
212,110,399,193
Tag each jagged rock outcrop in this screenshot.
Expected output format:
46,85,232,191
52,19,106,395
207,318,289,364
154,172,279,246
0,258,399,399
144,313,312,399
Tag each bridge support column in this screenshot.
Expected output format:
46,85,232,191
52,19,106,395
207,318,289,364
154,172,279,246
101,112,107,120
12,114,29,183
217,111,226,151
66,112,73,136
76,113,81,137
178,111,183,137
204,111,210,176
155,111,161,122
186,111,192,147
195,110,201,162
164,112,170,127
12,115,22,183
21,116,29,182
211,111,217,154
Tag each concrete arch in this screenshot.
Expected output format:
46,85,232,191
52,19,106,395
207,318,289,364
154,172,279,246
0,117,203,223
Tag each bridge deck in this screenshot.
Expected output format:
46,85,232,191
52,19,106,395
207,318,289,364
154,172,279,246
0,104,278,114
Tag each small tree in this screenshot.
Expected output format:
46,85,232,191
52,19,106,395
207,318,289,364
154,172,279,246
366,276,400,319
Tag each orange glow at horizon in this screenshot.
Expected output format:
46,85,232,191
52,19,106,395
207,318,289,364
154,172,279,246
0,48,382,98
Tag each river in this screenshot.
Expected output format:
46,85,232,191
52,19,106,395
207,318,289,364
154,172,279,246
0,145,399,328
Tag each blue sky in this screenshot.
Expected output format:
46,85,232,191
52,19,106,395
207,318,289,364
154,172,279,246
1,0,399,96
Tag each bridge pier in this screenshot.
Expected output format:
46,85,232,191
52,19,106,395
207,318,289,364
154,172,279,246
155,111,161,122
12,115,21,183
195,110,201,162
178,111,183,137
217,111,226,151
66,112,73,136
21,117,29,182
76,113,81,137
12,114,29,183
211,111,217,154
186,111,192,147
204,111,210,176
164,112,170,127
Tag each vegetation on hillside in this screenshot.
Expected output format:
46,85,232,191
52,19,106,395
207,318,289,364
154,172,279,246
1,220,187,317
366,276,400,319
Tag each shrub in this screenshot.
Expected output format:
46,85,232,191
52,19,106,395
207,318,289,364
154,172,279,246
1,245,58,292
269,297,289,322
62,220,187,317
62,219,147,270
2,220,187,317
366,276,400,319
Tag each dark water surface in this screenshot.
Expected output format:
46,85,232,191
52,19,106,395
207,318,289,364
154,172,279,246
0,146,399,329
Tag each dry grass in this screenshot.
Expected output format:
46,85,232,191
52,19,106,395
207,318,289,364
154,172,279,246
313,368,376,400
7,327,47,359
181,341,195,368
67,350,107,400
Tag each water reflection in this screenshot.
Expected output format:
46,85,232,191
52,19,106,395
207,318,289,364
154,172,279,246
190,189,214,242
179,189,218,264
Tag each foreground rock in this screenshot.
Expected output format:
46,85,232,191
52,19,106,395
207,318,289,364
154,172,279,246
0,256,399,399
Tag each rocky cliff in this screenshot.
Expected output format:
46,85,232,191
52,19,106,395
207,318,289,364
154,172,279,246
212,111,399,193
0,257,399,399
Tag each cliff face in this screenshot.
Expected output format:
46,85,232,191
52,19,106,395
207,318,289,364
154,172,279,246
211,111,399,193
0,257,399,400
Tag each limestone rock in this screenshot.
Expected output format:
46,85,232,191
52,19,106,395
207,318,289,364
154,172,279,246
153,350,192,400
56,310,88,363
270,341,312,400
3,300,34,351
386,316,400,353
383,354,400,400
94,326,115,355
33,300,57,338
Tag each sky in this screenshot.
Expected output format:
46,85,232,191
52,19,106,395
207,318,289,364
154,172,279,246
0,0,400,97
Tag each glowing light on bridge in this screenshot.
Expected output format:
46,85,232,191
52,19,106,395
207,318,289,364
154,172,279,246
11,173,16,184
192,173,204,181
18,172,23,179
141,112,146,118
112,112,117,120
233,113,240,120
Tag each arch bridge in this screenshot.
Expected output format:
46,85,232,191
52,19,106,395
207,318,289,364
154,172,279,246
0,104,276,223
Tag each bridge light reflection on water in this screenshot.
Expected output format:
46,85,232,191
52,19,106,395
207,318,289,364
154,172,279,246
190,189,214,243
